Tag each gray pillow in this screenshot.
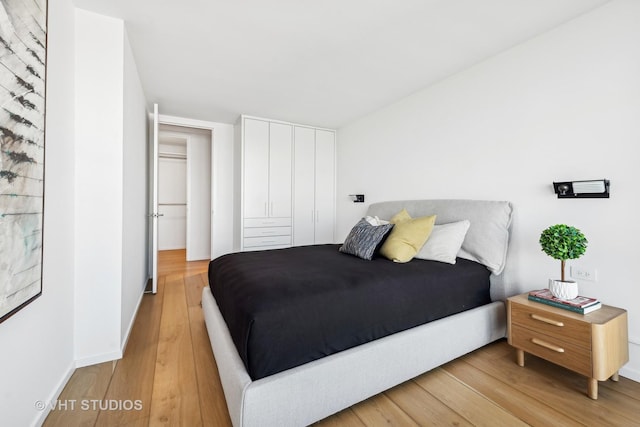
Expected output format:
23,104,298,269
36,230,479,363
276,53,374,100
339,219,394,260
366,200,513,274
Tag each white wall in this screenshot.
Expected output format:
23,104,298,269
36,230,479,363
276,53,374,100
74,9,148,366
187,132,212,260
337,0,640,382
74,8,123,365
121,28,149,346
211,123,236,259
0,0,77,425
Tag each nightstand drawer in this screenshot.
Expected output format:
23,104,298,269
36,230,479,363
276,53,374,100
510,324,592,377
510,301,591,349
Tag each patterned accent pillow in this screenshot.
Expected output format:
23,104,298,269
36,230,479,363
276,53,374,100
339,219,394,260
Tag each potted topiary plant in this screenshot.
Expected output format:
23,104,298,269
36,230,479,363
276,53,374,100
539,224,588,300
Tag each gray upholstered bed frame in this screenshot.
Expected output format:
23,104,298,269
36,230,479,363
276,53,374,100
202,199,514,426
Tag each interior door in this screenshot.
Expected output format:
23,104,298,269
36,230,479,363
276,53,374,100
150,103,159,294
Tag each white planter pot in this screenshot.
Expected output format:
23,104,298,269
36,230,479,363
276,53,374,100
549,279,579,300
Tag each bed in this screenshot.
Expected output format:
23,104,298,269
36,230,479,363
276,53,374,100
202,199,514,426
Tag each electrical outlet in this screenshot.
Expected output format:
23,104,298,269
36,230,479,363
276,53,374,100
570,266,598,282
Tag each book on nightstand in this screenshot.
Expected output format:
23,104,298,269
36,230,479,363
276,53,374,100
528,289,602,314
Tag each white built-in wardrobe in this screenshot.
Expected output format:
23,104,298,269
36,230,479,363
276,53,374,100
235,115,336,251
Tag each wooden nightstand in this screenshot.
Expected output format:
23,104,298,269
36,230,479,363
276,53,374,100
507,293,628,399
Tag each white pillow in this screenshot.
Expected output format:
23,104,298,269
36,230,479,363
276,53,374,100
364,215,390,226
415,220,470,264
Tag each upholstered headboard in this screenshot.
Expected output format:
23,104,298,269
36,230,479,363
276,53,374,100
366,199,514,301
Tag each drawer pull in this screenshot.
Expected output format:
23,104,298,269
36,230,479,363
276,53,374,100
530,314,564,327
531,338,565,353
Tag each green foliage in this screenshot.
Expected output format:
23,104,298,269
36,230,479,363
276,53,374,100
539,224,588,261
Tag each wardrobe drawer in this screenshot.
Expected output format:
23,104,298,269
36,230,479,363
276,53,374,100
244,217,292,228
243,235,291,248
244,227,292,238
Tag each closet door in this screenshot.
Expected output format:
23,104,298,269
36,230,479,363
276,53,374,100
293,126,316,246
268,122,293,218
243,118,269,218
314,130,335,244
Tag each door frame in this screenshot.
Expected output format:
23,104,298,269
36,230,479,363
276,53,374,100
148,114,230,286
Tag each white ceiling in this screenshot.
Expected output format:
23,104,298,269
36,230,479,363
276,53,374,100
73,0,609,129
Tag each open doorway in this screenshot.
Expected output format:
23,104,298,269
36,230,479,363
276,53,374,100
157,124,212,267
148,110,234,294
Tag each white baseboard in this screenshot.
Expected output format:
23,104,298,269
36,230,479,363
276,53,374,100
120,283,146,355
74,350,122,369
620,366,640,383
32,360,75,427
620,340,640,383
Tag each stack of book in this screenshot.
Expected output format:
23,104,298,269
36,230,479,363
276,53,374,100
528,289,602,314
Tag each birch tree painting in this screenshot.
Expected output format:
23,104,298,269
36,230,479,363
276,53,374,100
0,0,47,322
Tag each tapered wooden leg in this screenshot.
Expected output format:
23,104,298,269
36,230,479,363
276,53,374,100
588,378,598,399
516,349,525,367
611,371,620,382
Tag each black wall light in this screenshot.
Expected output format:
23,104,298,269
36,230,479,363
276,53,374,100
349,194,365,203
553,179,610,198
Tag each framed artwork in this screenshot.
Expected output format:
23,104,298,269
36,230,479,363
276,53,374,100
0,0,48,323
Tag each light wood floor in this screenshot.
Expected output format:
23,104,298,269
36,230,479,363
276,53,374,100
45,249,640,426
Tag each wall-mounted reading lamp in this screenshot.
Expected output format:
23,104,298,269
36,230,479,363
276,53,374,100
349,194,365,203
553,179,610,199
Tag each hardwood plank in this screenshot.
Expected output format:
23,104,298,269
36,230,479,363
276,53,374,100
157,250,187,276
464,342,635,426
94,277,166,427
148,275,203,426
314,408,366,426
43,361,114,427
184,260,210,277
600,375,640,401
184,272,207,308
188,305,233,427
442,358,582,426
158,250,208,278
522,353,640,426
414,368,528,427
384,378,473,426
351,392,420,426
472,338,513,360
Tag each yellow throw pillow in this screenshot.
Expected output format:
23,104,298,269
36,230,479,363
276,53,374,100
390,208,412,223
380,211,437,263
